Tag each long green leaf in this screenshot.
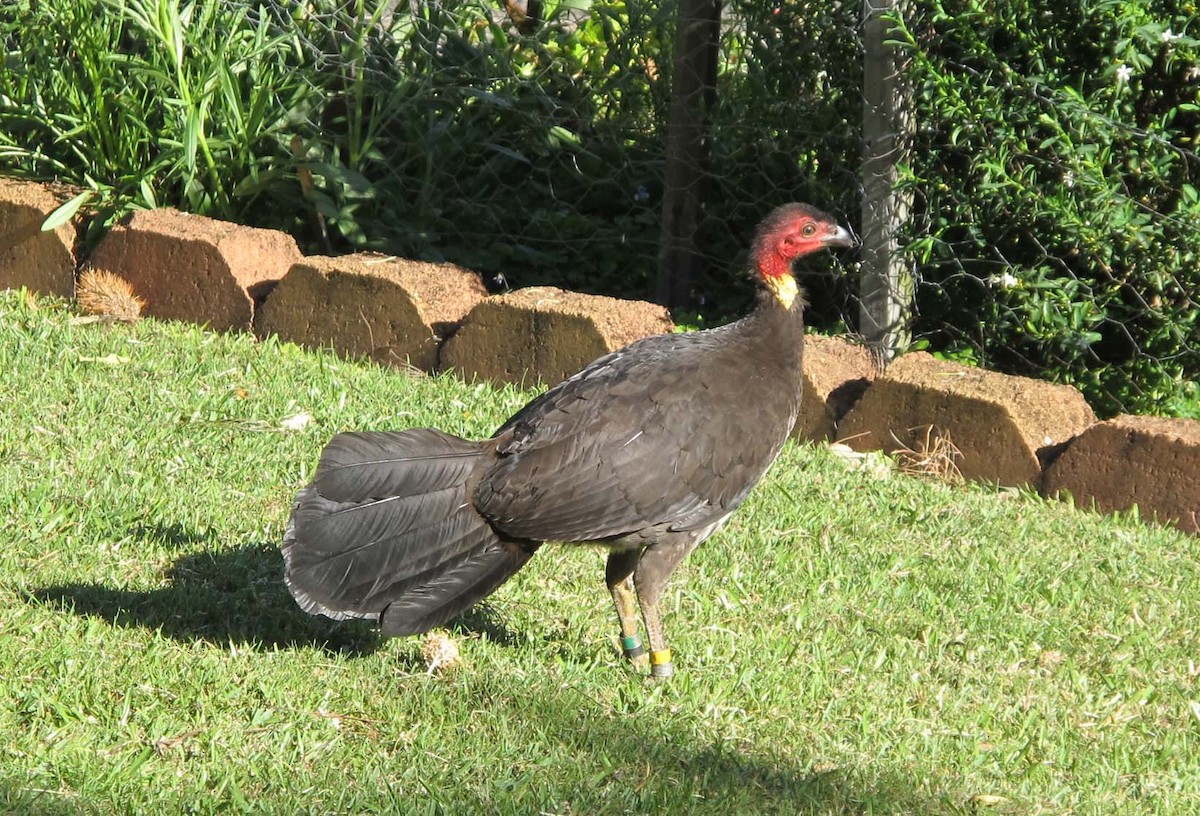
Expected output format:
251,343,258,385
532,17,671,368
41,190,93,231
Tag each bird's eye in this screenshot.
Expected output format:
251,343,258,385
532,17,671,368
801,223,817,237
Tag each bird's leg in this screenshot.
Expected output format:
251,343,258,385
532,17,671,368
606,548,647,669
634,534,702,680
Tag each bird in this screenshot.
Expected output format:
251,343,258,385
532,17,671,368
282,203,856,678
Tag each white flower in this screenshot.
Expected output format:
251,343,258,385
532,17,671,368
1116,63,1133,83
1063,170,1075,188
1161,29,1181,43
990,272,1019,289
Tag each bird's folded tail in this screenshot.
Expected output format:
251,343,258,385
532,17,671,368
282,428,538,636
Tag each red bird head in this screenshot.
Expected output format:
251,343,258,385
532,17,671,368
751,204,855,308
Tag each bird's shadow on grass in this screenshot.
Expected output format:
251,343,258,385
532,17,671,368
22,522,968,814
27,524,525,659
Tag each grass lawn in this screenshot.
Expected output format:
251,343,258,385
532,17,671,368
1,290,1197,815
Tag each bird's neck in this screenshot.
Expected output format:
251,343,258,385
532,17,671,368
751,278,806,321
741,284,807,367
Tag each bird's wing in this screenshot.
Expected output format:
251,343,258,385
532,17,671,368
473,330,798,543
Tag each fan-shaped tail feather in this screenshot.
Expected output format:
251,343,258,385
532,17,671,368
282,429,536,634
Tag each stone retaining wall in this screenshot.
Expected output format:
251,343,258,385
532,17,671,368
1,178,1195,535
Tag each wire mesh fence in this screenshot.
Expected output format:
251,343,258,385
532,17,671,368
276,0,867,318
891,0,1199,417
0,0,1196,416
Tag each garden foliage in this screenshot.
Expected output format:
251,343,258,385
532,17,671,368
0,0,1195,414
894,0,1199,414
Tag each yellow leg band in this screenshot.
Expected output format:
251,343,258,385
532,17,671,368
649,648,672,666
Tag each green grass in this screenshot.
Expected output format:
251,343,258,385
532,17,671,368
1,289,1197,815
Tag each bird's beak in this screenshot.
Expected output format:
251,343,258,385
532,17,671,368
823,224,859,249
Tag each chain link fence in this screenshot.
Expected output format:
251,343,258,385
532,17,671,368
271,0,864,318
890,0,1199,416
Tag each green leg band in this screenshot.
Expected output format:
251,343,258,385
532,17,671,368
621,635,645,659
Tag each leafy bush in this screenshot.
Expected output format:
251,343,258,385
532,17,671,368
894,0,1200,415
1,0,1194,415
294,0,676,299
0,0,859,308
0,0,311,241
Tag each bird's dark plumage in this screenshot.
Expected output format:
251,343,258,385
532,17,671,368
282,203,856,676
283,429,539,636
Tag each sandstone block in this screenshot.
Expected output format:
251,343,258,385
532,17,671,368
837,352,1096,488
793,334,877,442
0,178,77,297
255,254,487,371
1044,414,1200,534
87,208,301,331
440,286,674,387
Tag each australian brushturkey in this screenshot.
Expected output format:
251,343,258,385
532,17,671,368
283,203,856,677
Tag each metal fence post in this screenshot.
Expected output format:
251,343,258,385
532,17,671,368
860,0,913,360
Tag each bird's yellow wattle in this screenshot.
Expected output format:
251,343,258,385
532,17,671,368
764,273,799,309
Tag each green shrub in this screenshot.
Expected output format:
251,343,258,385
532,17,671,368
894,0,1200,415
1,0,1194,415
704,0,862,320
0,0,860,308
0,0,313,240
293,0,675,299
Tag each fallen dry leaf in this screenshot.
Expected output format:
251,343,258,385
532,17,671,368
280,411,314,431
78,354,130,365
970,794,1008,806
